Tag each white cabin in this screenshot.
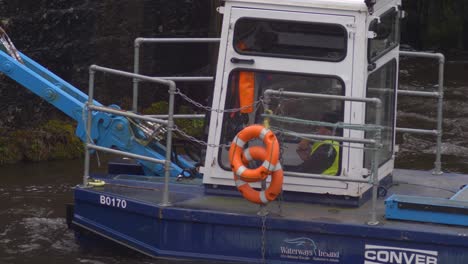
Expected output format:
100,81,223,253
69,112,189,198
201,0,402,199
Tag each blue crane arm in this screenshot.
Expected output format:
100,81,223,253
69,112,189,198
0,50,98,121
0,49,199,178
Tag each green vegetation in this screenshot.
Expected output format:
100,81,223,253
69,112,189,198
143,101,204,138
176,105,205,138
39,119,84,160
0,136,22,164
0,101,205,166
0,119,84,165
142,101,169,115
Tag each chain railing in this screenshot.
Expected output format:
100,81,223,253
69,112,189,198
175,88,265,113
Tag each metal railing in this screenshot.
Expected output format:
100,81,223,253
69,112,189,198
133,38,220,112
84,65,176,206
82,40,444,222
398,51,445,174
147,114,205,119
264,89,383,225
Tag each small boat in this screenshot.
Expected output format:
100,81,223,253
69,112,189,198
1,0,466,263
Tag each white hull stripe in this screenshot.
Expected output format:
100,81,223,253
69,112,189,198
259,191,269,204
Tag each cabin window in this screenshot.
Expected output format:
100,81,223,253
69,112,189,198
368,8,400,62
234,18,347,62
219,70,344,176
365,59,397,168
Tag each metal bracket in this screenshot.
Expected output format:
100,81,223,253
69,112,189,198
365,0,377,15
367,31,377,39
399,10,407,19
361,168,371,179
370,15,381,24
346,23,356,39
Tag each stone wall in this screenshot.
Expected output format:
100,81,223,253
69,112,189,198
0,0,466,130
402,0,468,51
0,0,217,130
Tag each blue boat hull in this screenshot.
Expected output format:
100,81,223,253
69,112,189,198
72,179,468,264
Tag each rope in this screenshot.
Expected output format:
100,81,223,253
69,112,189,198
0,26,24,64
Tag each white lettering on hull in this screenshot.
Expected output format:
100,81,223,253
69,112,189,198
365,245,438,264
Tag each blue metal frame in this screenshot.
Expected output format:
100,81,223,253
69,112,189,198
450,184,468,201
0,51,94,120
386,194,468,227
0,50,198,178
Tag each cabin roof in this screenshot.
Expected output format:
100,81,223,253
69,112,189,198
226,0,369,12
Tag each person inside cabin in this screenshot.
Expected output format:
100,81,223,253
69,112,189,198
287,112,341,176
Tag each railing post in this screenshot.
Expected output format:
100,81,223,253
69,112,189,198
433,54,445,175
83,67,96,186
84,65,177,201
368,99,382,226
399,51,445,175
160,80,177,207
132,38,141,112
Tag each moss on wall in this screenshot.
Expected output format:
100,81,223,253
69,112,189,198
0,119,83,164
143,101,204,138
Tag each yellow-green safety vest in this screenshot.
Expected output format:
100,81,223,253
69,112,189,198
310,140,340,176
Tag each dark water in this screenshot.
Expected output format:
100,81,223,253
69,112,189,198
0,160,153,264
396,56,468,172
1,59,467,263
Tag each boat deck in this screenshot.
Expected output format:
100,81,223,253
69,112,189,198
92,169,468,235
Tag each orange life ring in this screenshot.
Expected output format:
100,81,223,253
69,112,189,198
234,146,283,204
229,125,280,182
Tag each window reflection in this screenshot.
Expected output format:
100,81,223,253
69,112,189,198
368,9,400,62
365,60,397,168
234,18,347,62
219,70,344,175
